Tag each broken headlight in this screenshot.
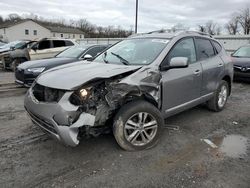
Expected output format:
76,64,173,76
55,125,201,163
69,87,92,105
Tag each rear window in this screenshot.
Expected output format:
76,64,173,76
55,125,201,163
212,41,222,54
196,38,215,60
65,40,74,46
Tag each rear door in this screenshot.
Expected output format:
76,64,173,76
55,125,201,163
161,37,202,115
194,38,224,95
50,40,70,57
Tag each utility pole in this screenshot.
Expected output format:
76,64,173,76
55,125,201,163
135,0,138,33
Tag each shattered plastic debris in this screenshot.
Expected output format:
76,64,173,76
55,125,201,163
232,121,239,125
165,125,180,131
201,139,218,148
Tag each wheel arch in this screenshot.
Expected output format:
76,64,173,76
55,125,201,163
122,92,159,108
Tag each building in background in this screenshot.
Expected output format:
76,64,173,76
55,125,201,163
0,19,84,42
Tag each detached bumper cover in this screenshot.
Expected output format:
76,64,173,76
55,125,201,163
24,89,95,146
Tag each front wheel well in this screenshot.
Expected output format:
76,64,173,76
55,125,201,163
222,75,231,95
122,93,159,108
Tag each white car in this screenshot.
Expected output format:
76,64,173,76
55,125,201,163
29,38,77,60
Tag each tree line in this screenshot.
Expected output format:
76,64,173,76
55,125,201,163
0,13,133,38
198,7,250,35
0,7,249,37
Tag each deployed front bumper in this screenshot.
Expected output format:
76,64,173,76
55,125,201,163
24,89,96,146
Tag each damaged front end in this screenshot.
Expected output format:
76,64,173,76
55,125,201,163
24,66,162,147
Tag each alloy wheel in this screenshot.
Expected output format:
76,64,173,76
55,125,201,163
124,112,158,146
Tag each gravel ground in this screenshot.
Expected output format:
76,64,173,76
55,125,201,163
0,72,249,188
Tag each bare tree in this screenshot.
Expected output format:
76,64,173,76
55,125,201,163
198,21,220,35
225,15,240,35
198,25,206,32
205,21,218,35
238,7,250,34
0,16,3,24
7,13,21,22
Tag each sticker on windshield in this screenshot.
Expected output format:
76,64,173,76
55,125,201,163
152,39,169,43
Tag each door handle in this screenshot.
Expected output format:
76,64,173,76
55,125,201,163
218,63,223,67
194,69,201,75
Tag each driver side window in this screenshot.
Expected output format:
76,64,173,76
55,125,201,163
166,38,197,65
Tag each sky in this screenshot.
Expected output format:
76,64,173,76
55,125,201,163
0,0,249,32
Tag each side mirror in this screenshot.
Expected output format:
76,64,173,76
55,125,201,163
169,57,188,68
83,54,93,61
160,57,188,71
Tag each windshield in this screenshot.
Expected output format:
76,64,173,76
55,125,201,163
232,46,250,58
14,42,27,49
94,38,170,65
0,41,22,49
56,46,86,58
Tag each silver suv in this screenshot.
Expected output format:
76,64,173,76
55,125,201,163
24,31,233,151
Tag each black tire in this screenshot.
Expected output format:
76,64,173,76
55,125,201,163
11,58,26,71
207,80,229,112
11,59,18,72
113,100,164,151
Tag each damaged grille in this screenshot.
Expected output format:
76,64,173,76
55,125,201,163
32,83,65,102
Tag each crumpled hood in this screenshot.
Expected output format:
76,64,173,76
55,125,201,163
232,57,250,67
36,61,142,90
18,57,78,70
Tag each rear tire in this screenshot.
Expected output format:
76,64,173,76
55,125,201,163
207,80,229,112
113,100,164,151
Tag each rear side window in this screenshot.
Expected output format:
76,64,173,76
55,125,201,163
195,38,215,60
53,40,66,48
212,41,222,54
38,40,51,50
65,40,74,46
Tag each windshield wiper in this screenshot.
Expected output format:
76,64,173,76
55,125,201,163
111,52,130,65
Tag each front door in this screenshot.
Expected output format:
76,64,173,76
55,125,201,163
160,37,202,115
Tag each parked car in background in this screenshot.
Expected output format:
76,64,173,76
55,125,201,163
1,40,36,70
29,38,76,60
231,44,250,81
24,31,233,151
0,41,6,47
1,38,76,71
0,40,29,54
15,44,108,87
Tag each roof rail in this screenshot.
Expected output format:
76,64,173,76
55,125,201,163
147,29,172,34
129,29,214,38
183,31,213,38
145,29,213,38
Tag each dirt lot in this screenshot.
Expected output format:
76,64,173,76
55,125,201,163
0,70,249,188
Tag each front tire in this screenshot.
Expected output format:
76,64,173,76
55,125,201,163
113,100,164,151
207,80,229,112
